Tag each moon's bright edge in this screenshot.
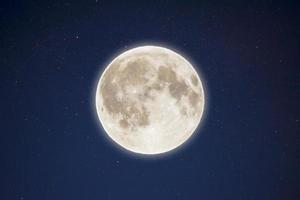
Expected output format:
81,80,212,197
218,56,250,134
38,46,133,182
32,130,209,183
95,46,205,155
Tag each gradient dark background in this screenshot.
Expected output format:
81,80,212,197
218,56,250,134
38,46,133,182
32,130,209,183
1,1,299,200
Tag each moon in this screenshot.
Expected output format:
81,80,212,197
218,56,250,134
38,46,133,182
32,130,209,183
95,46,205,155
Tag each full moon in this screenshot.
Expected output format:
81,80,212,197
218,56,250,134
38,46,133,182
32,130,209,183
95,46,205,155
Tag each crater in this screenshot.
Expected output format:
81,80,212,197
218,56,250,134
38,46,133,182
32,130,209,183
150,82,163,90
190,74,198,86
189,91,200,108
180,106,187,116
118,59,149,86
119,119,129,129
169,80,188,100
158,66,177,83
137,106,150,126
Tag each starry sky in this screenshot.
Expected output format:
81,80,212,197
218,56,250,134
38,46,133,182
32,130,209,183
1,1,299,200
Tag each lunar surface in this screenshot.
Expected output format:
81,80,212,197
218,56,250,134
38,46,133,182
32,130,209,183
95,46,205,155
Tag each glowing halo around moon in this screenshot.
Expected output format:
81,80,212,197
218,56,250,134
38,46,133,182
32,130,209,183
95,45,205,155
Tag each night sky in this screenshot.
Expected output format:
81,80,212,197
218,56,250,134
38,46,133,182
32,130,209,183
1,1,299,200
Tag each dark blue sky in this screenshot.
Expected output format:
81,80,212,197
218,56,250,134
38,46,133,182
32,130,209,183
1,1,299,200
